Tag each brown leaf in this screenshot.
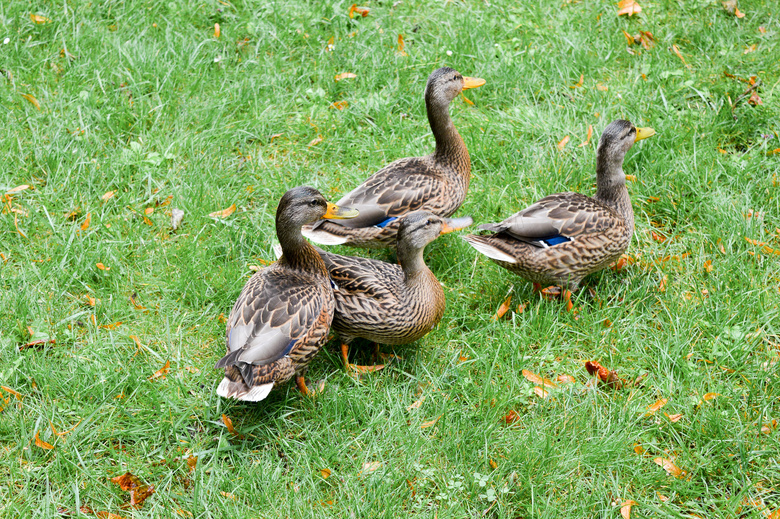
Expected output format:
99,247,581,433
664,412,683,422
702,392,719,402
30,14,51,23
492,294,512,320
578,125,593,147
748,91,763,106
639,31,656,49
522,369,558,389
645,398,668,415
533,386,549,399
144,207,154,215
100,321,122,330
556,374,576,384
214,23,220,38
96,512,129,519
101,190,116,202
703,260,713,273
35,431,54,450
420,416,440,429
617,0,642,16
360,461,382,474
96,262,110,271
489,459,498,469
308,136,323,147
20,93,41,109
650,230,666,242
220,491,236,500
633,443,645,455
622,30,635,45
406,396,425,411
396,34,408,56
80,212,92,231
129,293,146,310
516,302,528,314
502,410,521,424
570,74,584,89
209,204,236,218
6,185,31,195
654,457,684,478
334,72,357,81
110,472,155,508
671,44,690,69
658,275,668,293
148,360,170,381
557,135,570,151
330,100,348,110
186,456,198,473
621,500,638,519
222,414,240,437
320,468,331,479
1,386,22,401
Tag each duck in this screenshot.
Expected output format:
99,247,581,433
215,186,358,401
462,120,655,310
301,67,485,249
317,211,473,371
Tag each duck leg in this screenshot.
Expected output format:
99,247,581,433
295,374,310,396
341,342,385,375
539,285,575,312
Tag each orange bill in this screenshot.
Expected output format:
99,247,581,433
440,216,474,234
324,203,359,219
635,127,655,141
462,77,486,90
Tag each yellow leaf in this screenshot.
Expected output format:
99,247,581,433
621,500,637,519
522,369,558,389
633,443,645,455
334,72,357,81
96,262,109,271
320,468,331,479
617,0,642,16
20,93,41,110
420,416,440,429
330,100,349,110
671,44,690,69
406,396,425,411
209,204,236,218
578,125,593,147
570,74,584,89
6,185,31,195
664,412,683,422
489,459,498,469
533,386,549,399
101,190,115,202
308,136,323,147
214,23,220,38
557,135,570,151
396,34,408,56
703,260,713,273
645,398,668,415
30,14,51,24
35,431,54,450
148,360,170,381
702,392,719,401
220,491,236,500
360,461,382,474
556,374,576,384
654,457,684,478
492,294,512,320
80,213,92,231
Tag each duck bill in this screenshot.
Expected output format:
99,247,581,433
324,203,359,219
634,127,656,142
462,77,486,90
440,216,474,235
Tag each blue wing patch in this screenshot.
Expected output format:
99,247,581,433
542,235,571,247
374,216,398,229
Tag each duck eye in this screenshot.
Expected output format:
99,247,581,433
310,199,319,207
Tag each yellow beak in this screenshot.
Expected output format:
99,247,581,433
634,127,656,142
324,203,359,219
440,216,474,235
462,77,486,90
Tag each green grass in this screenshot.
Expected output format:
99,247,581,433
1,0,779,517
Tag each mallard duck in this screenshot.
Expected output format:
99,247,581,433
462,120,655,309
215,186,358,401
317,211,473,371
301,67,485,249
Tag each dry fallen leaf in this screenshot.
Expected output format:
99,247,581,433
633,443,645,455
96,262,109,271
396,34,408,56
308,136,323,147
348,4,370,18
406,396,425,411
30,13,51,23
658,275,668,293
361,461,382,474
492,294,513,320
617,0,642,16
722,0,745,17
101,190,116,202
522,369,558,389
214,23,220,38
35,431,55,450
556,374,576,384
578,125,593,147
110,472,156,508
20,93,41,109
665,412,683,422
650,230,666,243
420,416,440,429
209,204,236,218
330,100,348,110
570,74,584,89
222,414,242,438
645,398,668,415
533,386,549,399
621,500,638,519
502,410,521,424
6,185,31,195
671,44,691,69
334,72,357,81
585,361,623,389
148,360,170,381
703,260,713,273
96,512,129,519
654,457,684,478
186,456,197,473
557,135,570,151
320,468,331,479
80,213,92,231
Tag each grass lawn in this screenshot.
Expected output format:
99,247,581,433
2,0,779,516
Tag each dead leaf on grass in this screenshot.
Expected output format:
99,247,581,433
320,468,331,479
420,416,440,429
34,431,54,450
334,72,357,81
406,396,425,411
521,369,558,389
570,74,584,89
557,135,570,151
214,23,220,38
653,457,684,478
492,294,512,320
101,190,116,202
110,472,155,508
148,360,170,381
20,93,41,109
209,204,236,218
620,500,638,519
617,0,641,16
578,125,593,147
396,34,408,56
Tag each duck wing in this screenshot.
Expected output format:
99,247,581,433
479,192,618,245
215,268,328,369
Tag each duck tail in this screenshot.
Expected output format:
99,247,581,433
216,377,274,402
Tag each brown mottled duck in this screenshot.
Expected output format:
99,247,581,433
462,120,655,310
301,67,484,249
317,211,473,371
215,186,358,401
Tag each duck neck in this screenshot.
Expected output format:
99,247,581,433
594,158,634,232
427,96,470,173
277,223,327,276
398,243,432,286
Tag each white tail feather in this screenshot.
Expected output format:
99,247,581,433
462,236,519,264
301,227,349,245
216,377,274,402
